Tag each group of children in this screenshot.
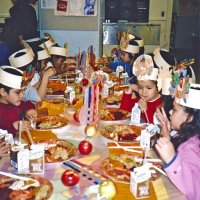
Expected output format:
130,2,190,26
0,34,68,136
0,31,200,199
108,33,200,199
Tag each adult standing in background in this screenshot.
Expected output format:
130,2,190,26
9,0,40,55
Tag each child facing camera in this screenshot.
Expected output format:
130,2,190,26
155,84,200,200
120,54,161,124
0,66,37,137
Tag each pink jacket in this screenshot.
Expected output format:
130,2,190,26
164,135,200,200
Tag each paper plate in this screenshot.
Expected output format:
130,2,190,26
0,174,53,200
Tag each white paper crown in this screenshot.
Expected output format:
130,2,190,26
120,34,139,54
9,48,34,68
0,66,23,89
177,84,200,110
39,33,56,49
153,47,171,69
37,49,50,61
123,44,139,54
133,54,158,81
49,46,68,57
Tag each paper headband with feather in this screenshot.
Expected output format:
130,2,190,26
169,58,195,100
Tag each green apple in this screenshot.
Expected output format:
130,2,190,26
85,124,97,137
99,180,117,199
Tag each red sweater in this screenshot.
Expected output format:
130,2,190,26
120,93,161,124
0,101,35,137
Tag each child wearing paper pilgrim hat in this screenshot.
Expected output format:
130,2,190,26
27,46,59,101
8,41,42,102
155,83,200,200
108,33,140,84
48,43,68,73
120,54,161,124
0,66,37,137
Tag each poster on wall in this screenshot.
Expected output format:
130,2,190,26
54,0,97,16
41,0,56,9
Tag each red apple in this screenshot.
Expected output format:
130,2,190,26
78,140,93,155
61,170,80,187
85,124,97,137
82,78,89,86
74,86,83,95
72,98,79,105
73,110,80,123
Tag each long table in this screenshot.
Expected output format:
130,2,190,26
0,111,187,200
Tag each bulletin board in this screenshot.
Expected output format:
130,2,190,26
39,0,99,30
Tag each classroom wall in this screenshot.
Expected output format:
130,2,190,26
40,29,100,56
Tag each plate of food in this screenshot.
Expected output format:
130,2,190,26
99,108,131,121
114,84,129,93
44,140,77,163
47,80,66,95
100,155,162,184
102,94,122,105
100,124,143,142
0,174,53,200
35,115,69,130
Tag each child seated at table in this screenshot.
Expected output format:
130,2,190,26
108,33,140,84
49,43,68,74
0,66,37,137
155,84,200,200
120,54,161,124
29,46,57,101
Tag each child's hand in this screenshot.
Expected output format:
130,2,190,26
127,84,138,94
138,98,147,112
0,141,11,159
155,137,176,164
25,109,37,121
156,107,171,139
13,120,32,131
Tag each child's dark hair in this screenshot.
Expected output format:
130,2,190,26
0,67,22,93
172,106,200,150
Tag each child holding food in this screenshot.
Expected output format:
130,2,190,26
0,66,37,137
120,54,161,123
155,84,200,200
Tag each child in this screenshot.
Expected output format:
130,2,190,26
28,46,57,101
0,66,37,137
120,54,161,123
155,84,200,200
108,33,140,84
49,43,68,73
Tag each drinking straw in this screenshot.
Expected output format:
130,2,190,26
144,111,150,124
19,121,22,144
26,128,34,145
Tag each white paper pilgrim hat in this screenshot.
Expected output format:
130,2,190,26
120,34,139,54
177,84,200,110
37,47,50,61
49,43,68,57
9,40,35,68
153,47,176,69
40,35,56,50
0,66,23,89
133,54,158,81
